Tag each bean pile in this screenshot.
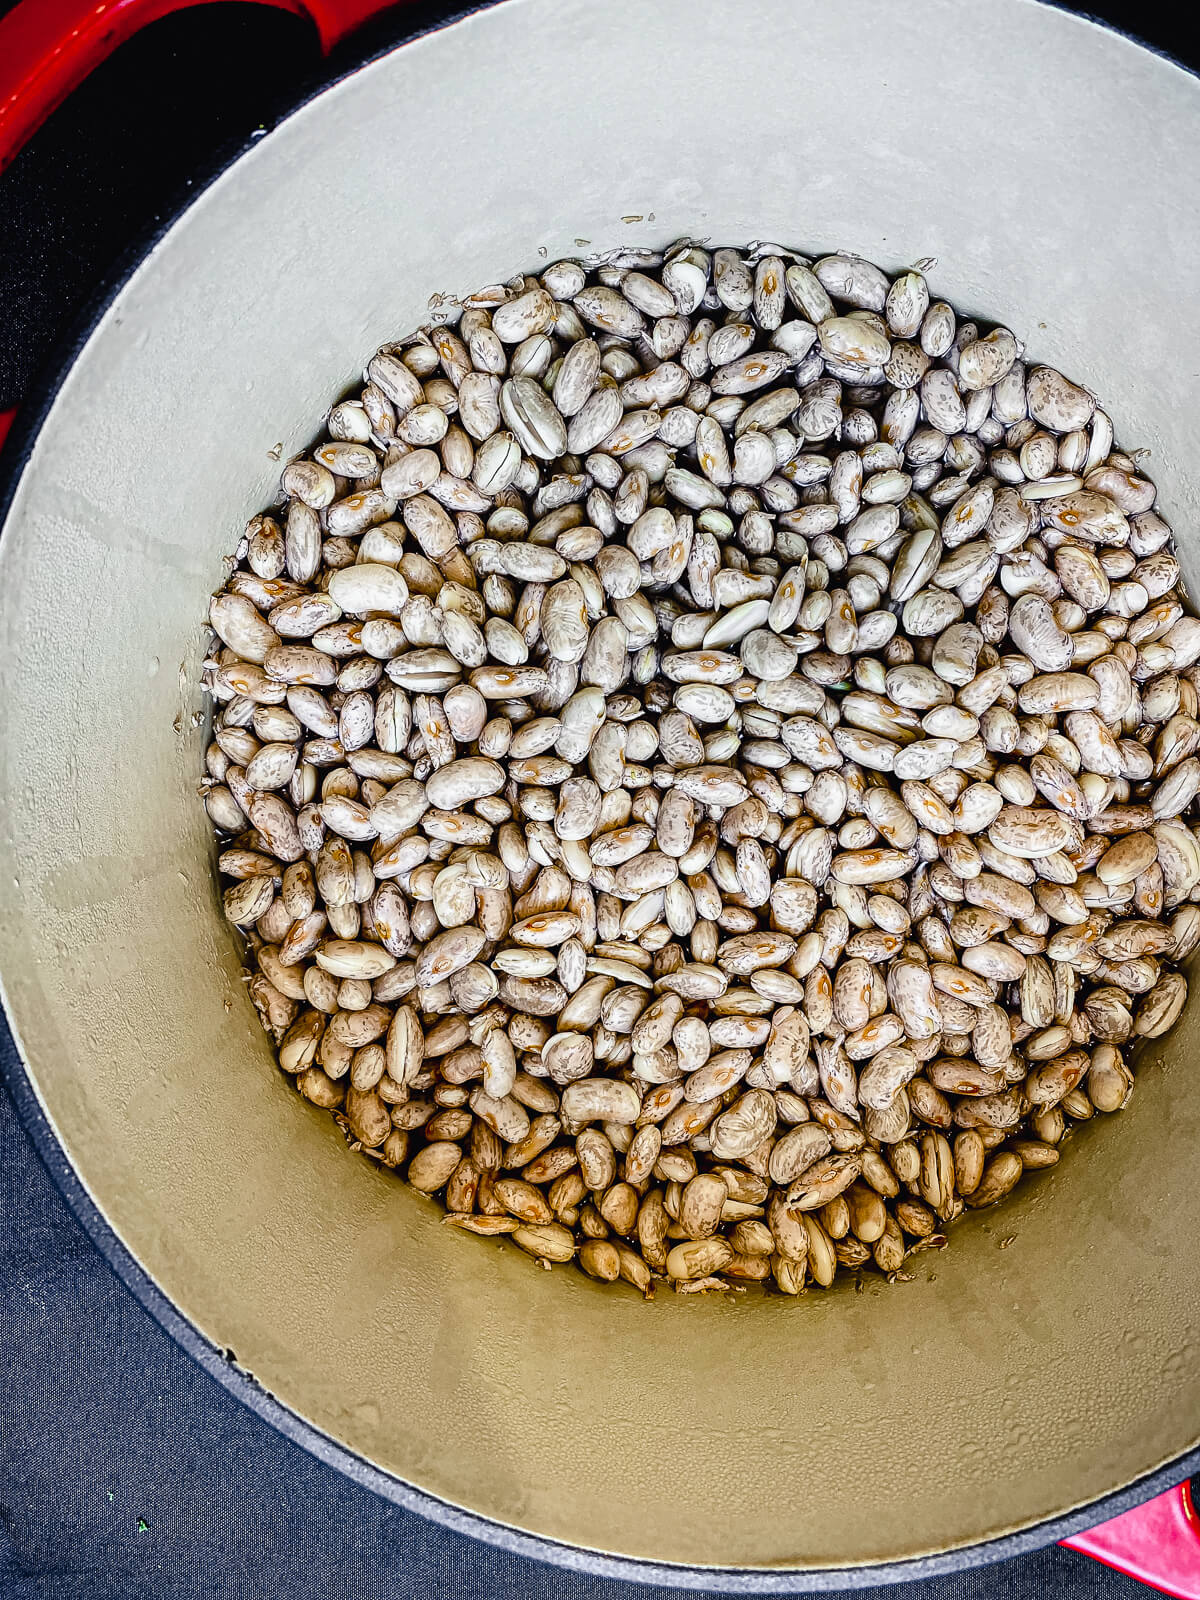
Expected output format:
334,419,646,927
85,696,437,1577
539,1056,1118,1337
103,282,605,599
200,239,1199,1297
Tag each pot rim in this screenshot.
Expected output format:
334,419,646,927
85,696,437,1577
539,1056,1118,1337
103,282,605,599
1,0,1197,1586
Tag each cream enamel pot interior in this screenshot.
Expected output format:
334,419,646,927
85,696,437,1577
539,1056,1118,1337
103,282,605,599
2,0,1200,1587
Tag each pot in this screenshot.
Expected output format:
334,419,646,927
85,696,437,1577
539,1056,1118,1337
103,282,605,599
1,0,1199,1588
